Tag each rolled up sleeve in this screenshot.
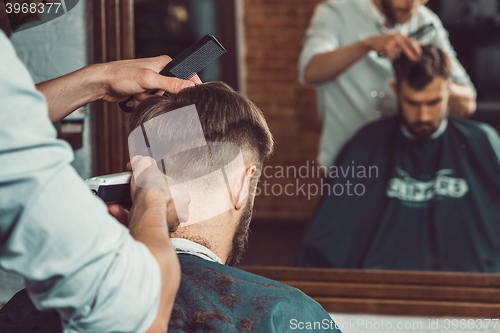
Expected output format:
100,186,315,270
0,31,161,333
298,2,342,86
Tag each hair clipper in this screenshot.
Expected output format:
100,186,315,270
85,172,133,210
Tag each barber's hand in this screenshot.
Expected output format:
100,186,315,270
107,203,130,227
364,32,421,61
448,83,477,118
127,156,190,232
98,55,202,105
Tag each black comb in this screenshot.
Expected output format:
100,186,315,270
408,23,435,40
119,34,226,112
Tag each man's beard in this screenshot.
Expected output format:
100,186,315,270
225,202,253,267
399,105,439,140
380,0,415,26
380,0,398,27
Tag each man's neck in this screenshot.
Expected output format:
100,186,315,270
372,0,383,13
400,117,449,141
171,238,223,264
169,213,237,265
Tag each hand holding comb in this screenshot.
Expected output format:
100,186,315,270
119,34,226,113
377,23,435,58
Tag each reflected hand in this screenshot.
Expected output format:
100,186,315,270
364,32,422,61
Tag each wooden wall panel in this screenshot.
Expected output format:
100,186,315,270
241,266,500,316
89,0,134,176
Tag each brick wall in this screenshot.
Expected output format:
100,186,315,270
243,0,324,221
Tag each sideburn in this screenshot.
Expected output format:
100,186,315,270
225,203,253,267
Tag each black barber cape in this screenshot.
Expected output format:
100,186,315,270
0,254,341,332
297,116,500,272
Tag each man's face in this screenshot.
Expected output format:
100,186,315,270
381,0,429,24
398,76,450,140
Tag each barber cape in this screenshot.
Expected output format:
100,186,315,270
169,254,339,332
0,254,340,332
297,116,500,272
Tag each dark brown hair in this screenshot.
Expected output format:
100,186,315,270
128,81,274,167
393,44,451,90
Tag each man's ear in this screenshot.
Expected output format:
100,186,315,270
233,164,257,210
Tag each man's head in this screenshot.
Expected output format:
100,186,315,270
392,44,452,139
378,0,429,26
129,82,274,266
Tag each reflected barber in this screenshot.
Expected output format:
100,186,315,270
299,0,476,168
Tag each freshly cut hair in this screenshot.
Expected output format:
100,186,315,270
393,44,452,90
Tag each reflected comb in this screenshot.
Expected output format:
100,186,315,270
119,34,226,112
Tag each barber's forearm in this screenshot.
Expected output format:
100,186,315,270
448,83,477,117
303,40,371,85
36,64,106,123
139,226,180,333
129,193,181,333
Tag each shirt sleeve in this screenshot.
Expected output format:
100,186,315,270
0,30,161,333
428,12,476,95
298,1,343,86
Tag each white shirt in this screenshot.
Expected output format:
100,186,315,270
171,238,223,264
299,0,474,167
0,30,161,333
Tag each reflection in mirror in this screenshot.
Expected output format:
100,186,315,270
239,0,500,273
135,0,219,82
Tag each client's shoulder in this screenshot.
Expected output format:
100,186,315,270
178,254,313,301
172,255,337,332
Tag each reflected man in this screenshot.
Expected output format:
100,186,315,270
298,45,500,272
300,0,477,167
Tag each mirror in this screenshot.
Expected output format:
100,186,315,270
124,0,500,274
235,0,500,274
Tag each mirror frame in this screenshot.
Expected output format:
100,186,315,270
240,266,500,317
